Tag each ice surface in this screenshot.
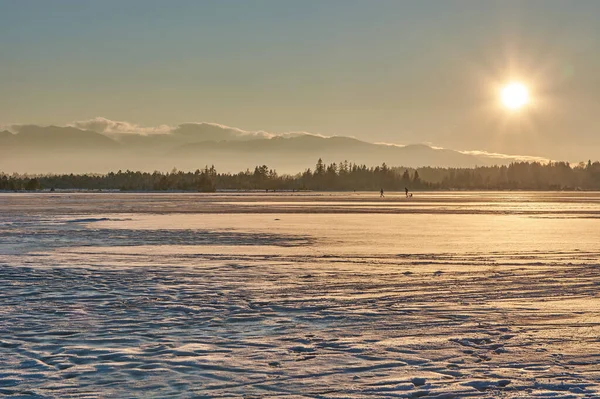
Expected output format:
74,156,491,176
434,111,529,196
0,192,599,398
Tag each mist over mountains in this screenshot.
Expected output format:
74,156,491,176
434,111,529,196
0,118,548,174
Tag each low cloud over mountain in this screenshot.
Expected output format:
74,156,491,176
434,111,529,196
1,118,548,174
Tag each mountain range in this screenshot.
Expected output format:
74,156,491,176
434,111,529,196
0,119,548,174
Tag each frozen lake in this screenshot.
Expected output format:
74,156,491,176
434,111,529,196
1,192,599,398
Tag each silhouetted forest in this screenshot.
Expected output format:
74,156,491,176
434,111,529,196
2,159,600,192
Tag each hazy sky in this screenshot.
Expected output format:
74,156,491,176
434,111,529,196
1,0,599,161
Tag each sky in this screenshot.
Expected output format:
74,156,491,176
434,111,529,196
1,0,599,161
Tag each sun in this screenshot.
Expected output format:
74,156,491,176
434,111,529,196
500,82,529,110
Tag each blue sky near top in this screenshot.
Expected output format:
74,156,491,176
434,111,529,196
1,0,599,160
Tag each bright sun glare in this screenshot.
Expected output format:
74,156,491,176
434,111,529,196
501,82,529,110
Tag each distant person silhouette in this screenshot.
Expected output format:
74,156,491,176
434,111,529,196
380,188,384,198
405,187,409,197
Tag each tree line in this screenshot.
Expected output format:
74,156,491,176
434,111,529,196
2,159,600,191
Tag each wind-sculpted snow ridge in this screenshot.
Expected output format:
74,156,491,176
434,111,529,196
1,193,599,398
0,216,313,255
